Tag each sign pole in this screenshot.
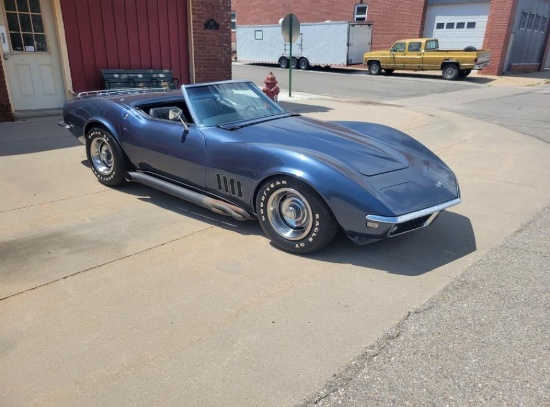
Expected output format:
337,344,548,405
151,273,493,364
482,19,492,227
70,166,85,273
281,13,300,98
289,15,293,97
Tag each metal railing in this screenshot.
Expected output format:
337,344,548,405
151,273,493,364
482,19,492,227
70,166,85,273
75,88,168,99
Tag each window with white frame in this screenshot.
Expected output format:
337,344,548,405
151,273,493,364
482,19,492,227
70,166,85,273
231,12,236,31
4,0,47,52
354,4,368,21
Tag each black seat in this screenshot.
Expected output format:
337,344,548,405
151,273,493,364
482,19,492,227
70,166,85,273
149,107,179,120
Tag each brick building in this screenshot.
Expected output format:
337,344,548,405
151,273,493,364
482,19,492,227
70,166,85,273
231,0,550,76
0,0,232,122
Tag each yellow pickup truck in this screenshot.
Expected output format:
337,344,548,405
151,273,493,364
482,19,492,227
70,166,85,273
363,38,491,80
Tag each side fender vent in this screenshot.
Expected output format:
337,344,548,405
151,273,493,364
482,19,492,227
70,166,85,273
216,173,243,197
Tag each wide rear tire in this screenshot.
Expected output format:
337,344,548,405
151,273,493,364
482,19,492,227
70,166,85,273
256,176,339,254
86,127,131,186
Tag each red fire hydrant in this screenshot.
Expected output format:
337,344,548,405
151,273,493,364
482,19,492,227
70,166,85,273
262,72,280,102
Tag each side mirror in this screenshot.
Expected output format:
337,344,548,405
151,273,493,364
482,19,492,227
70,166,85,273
169,108,189,131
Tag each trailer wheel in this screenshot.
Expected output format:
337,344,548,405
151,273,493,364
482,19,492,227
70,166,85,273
278,57,289,69
291,57,298,69
368,61,381,75
298,58,310,70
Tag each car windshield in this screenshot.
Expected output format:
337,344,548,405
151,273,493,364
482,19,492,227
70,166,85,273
184,81,286,127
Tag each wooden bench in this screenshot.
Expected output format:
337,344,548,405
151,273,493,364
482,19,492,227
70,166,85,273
101,69,179,90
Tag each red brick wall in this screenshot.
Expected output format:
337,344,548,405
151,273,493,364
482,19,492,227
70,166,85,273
368,0,427,50
231,0,428,51
231,0,354,26
482,0,517,75
191,0,232,82
0,59,14,122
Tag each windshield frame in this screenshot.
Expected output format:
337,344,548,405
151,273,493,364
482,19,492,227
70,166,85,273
181,80,286,128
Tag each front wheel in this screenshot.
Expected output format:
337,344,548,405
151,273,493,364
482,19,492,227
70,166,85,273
86,127,131,186
442,64,459,80
368,61,382,75
256,177,339,254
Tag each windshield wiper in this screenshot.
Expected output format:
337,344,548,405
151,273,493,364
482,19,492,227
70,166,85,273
218,112,299,130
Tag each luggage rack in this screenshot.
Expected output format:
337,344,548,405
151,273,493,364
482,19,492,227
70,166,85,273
75,88,168,99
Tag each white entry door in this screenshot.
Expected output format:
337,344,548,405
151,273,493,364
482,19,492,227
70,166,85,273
0,0,65,110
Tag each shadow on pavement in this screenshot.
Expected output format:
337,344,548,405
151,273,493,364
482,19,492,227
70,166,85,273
279,101,333,114
0,116,80,156
119,183,475,276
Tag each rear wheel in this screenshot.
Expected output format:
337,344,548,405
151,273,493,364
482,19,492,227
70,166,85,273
368,61,382,75
442,64,459,80
278,57,289,69
459,69,471,78
298,58,310,70
463,46,477,52
291,57,298,69
256,176,339,254
86,127,131,186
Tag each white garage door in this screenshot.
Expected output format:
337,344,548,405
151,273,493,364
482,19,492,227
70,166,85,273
423,3,490,50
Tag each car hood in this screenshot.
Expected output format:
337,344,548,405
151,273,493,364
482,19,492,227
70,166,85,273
229,116,409,176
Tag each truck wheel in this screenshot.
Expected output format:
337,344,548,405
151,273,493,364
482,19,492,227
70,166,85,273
278,57,289,69
256,176,339,254
298,58,310,70
291,57,298,69
368,61,381,75
459,69,471,78
442,64,459,80
384,69,395,75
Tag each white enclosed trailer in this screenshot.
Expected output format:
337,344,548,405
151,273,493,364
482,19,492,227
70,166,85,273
236,21,372,69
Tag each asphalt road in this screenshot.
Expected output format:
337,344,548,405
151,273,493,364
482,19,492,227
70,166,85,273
300,206,550,406
234,63,550,143
232,63,481,102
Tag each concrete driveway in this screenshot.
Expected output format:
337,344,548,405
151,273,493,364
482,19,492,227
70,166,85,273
1,86,549,406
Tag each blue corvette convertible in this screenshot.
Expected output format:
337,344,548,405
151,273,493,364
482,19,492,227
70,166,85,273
59,80,460,253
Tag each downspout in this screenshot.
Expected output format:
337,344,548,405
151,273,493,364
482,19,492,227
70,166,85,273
188,0,196,84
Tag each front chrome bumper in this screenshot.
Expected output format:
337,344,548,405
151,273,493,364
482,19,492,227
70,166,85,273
365,197,462,238
366,197,461,224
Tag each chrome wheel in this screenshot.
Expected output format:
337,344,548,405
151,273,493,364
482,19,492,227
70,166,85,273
90,137,114,175
266,188,313,241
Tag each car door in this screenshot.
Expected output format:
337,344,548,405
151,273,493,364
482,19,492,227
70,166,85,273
388,42,406,69
119,106,206,189
404,41,423,69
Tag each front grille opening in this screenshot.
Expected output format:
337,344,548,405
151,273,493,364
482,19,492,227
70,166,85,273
389,215,431,236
